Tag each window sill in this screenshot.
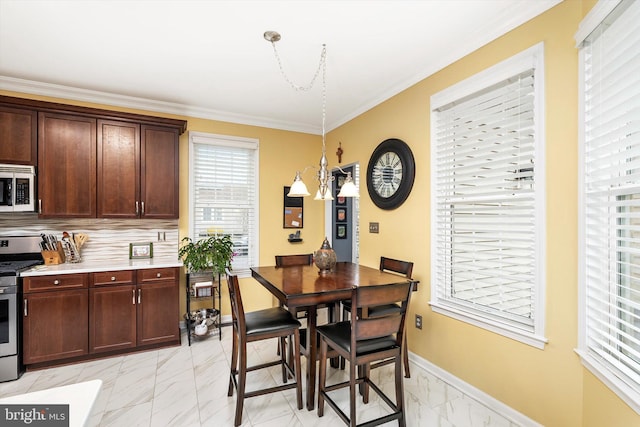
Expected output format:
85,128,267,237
575,349,640,415
429,301,548,349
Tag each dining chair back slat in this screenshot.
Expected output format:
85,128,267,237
275,253,313,267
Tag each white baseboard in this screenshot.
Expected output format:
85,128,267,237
408,352,543,427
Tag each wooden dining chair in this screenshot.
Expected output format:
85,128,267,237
317,281,413,427
341,256,414,377
225,269,303,426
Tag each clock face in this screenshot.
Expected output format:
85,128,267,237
366,138,415,210
371,151,403,198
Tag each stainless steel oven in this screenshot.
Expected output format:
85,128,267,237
0,236,42,382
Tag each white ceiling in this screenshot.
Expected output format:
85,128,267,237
0,0,561,134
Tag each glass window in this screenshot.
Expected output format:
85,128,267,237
431,43,546,348
577,0,640,412
189,132,259,278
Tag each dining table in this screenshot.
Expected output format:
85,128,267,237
250,261,418,410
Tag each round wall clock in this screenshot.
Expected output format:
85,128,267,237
366,138,415,210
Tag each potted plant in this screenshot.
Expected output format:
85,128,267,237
178,234,234,275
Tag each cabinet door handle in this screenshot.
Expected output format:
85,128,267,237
53,279,60,285
156,273,161,278
24,299,27,317
141,201,145,216
38,199,42,214
138,288,141,304
132,289,136,305
111,276,116,281
135,201,139,215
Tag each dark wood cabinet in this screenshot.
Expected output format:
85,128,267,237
89,268,179,355
0,95,186,219
23,275,89,365
136,267,180,345
38,112,97,218
97,120,140,218
97,122,179,219
137,280,180,346
140,125,179,219
0,105,37,165
89,270,137,354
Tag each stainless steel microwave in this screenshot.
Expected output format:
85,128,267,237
0,164,35,212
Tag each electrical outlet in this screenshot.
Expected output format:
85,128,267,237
369,222,379,233
415,314,422,330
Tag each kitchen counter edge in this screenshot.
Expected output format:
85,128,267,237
20,258,183,276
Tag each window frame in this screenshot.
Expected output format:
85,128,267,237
430,42,547,349
188,131,259,278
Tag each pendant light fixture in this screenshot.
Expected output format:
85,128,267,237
264,31,359,200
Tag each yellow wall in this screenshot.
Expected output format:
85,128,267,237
327,0,639,426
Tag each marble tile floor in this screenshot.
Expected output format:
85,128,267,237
0,329,520,427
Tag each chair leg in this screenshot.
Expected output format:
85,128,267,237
395,352,406,427
340,307,349,370
349,356,357,427
403,334,411,378
317,339,328,417
228,327,238,397
280,336,288,383
362,363,371,404
293,329,303,410
234,341,248,426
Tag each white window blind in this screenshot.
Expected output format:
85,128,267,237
578,0,640,411
189,132,259,278
431,44,546,347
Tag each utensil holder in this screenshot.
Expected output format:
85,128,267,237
41,242,66,265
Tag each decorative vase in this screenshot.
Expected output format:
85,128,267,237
314,237,337,275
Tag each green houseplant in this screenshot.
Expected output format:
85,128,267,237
178,234,234,274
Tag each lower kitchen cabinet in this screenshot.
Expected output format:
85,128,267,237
89,284,137,354
90,268,180,353
23,287,89,365
23,267,180,368
137,280,180,346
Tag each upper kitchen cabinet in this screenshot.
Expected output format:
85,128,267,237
0,95,187,219
97,120,140,218
97,121,179,219
140,125,179,219
0,105,37,165
38,112,97,218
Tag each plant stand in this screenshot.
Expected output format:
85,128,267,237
185,271,221,345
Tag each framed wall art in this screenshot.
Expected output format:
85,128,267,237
130,242,153,259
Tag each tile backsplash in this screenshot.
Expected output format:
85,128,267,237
0,214,179,262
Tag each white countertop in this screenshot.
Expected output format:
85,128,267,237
21,257,183,276
0,379,102,427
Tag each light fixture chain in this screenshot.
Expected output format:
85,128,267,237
269,42,326,93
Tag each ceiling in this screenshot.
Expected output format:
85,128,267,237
0,0,561,134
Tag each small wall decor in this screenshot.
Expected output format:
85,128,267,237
130,242,153,259
283,186,304,228
336,224,347,239
336,208,347,223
